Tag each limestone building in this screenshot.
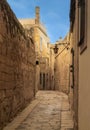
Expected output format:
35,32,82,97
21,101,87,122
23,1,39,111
0,0,36,129
54,34,71,93
70,0,90,129
19,7,51,90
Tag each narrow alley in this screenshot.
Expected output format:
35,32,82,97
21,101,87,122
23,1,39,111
1,0,90,130
3,91,73,130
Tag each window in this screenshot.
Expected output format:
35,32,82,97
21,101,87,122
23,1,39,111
78,0,87,54
36,60,39,65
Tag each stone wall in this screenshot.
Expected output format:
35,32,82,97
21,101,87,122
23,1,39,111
54,38,71,93
19,9,50,90
69,0,79,129
0,0,36,129
70,0,90,130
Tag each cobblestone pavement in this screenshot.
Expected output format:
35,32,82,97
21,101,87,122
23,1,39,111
3,91,74,130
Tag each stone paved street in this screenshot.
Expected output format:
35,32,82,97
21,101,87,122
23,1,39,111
3,91,74,130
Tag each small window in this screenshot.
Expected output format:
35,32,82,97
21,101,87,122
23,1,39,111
36,60,39,65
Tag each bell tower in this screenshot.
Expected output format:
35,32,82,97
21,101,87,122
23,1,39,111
35,6,40,24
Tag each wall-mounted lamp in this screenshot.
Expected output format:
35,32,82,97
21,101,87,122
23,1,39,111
50,42,69,55
53,44,59,54
54,42,70,58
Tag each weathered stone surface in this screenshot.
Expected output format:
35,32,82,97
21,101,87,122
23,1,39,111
54,36,71,94
0,0,36,129
3,91,74,130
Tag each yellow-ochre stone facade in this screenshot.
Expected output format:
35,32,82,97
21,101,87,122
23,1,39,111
19,7,51,90
0,1,73,129
0,0,36,129
19,7,70,92
54,34,71,93
1,0,90,130
69,0,90,130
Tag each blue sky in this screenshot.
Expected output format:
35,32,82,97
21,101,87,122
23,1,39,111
7,0,70,43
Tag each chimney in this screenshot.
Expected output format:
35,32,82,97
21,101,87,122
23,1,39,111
35,6,40,24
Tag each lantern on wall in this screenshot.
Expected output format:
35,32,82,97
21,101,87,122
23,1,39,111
53,44,59,54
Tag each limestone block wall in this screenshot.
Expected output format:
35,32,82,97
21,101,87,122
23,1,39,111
54,44,70,93
33,27,50,90
0,0,35,129
70,30,79,130
69,0,79,129
19,10,50,90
